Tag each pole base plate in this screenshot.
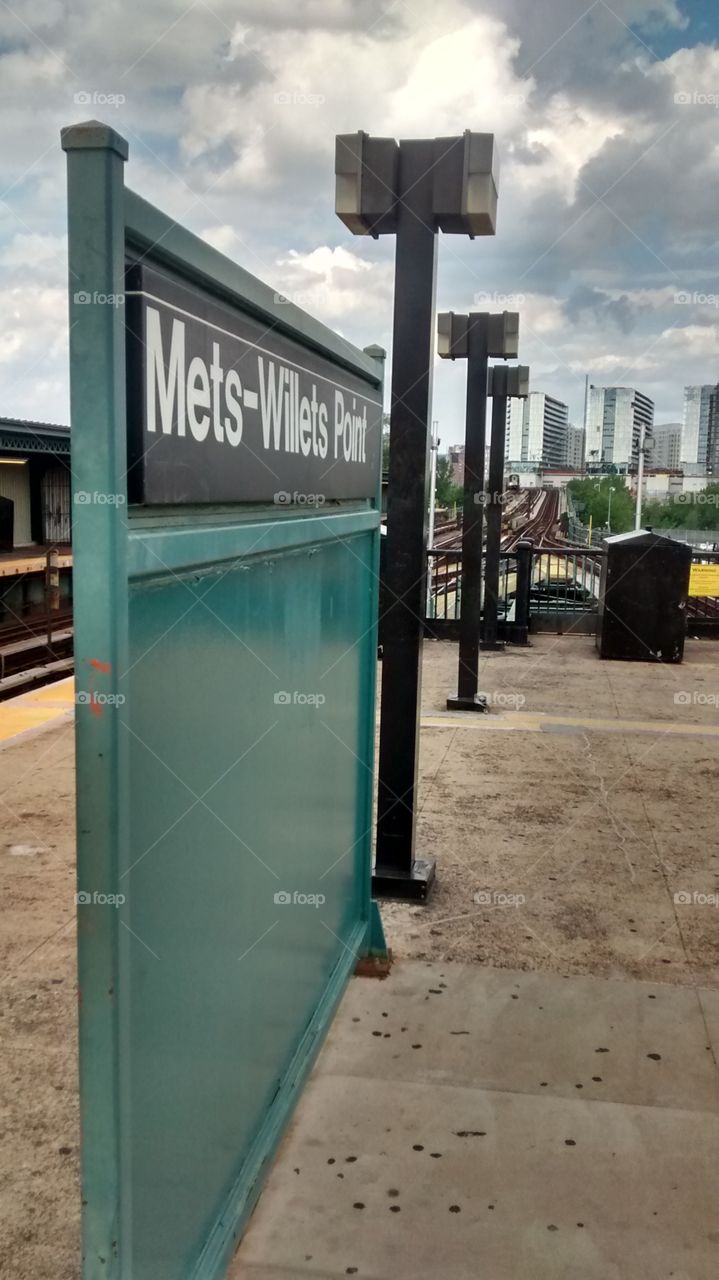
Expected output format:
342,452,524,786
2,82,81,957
372,858,436,902
446,693,488,712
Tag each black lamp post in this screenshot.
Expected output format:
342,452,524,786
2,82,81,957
335,130,500,901
437,310,519,709
482,364,529,650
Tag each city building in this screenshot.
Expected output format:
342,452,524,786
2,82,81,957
505,397,524,463
565,424,585,470
651,422,682,470
505,392,569,468
448,444,464,486
680,384,716,467
585,386,654,468
707,385,719,477
0,418,71,549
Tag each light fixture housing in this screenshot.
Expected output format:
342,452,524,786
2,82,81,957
433,131,500,237
487,311,519,359
334,132,399,237
437,311,469,360
487,364,530,399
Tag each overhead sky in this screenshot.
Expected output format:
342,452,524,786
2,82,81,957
0,0,717,445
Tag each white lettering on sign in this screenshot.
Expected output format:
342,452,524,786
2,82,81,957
147,310,244,447
145,304,370,464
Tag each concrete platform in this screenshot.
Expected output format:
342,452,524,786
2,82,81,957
2,635,718,1278
231,959,719,1280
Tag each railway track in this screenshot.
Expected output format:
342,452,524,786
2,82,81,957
0,608,74,699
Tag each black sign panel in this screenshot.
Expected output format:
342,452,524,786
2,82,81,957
125,264,382,505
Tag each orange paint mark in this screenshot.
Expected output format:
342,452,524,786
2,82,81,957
89,658,112,674
89,695,103,718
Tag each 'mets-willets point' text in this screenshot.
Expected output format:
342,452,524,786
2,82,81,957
145,306,369,464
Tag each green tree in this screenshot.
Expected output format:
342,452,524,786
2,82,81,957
567,476,635,534
435,456,463,510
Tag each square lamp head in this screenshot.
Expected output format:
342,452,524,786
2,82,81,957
335,132,399,237
487,310,519,359
433,131,500,237
437,311,469,360
487,364,530,399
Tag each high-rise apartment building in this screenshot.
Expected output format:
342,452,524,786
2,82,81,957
565,424,585,470
505,392,569,468
707,386,719,477
585,386,654,467
680,385,716,466
651,422,682,470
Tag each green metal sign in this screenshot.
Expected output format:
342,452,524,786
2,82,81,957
62,120,384,1280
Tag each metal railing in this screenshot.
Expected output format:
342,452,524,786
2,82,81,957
425,543,719,636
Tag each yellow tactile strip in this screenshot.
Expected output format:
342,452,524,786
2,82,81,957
0,677,75,745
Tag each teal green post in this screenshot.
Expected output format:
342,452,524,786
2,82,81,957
360,343,389,962
61,121,130,1279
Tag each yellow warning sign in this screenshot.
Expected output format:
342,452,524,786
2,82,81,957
689,563,719,597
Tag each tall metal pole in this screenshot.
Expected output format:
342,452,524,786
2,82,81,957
481,387,507,650
447,315,489,710
635,418,646,530
374,139,437,900
426,425,439,617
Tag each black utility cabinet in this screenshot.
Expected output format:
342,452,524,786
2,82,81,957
596,530,691,663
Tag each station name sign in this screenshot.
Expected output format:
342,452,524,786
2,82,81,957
125,264,382,505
